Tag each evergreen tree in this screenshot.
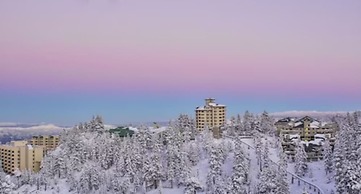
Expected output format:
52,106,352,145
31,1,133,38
260,111,274,134
334,114,361,193
184,177,202,194
323,138,333,175
89,115,104,132
257,166,278,194
77,164,102,194
262,142,270,169
144,137,162,189
228,137,249,193
294,141,308,177
206,146,223,193
0,174,15,194
243,111,254,135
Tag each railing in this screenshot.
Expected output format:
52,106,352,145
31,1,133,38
225,135,325,194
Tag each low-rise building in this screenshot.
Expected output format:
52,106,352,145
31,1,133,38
275,116,337,160
0,141,43,174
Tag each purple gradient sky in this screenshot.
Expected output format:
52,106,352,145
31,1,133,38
0,1,360,125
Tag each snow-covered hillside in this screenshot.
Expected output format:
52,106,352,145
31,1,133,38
2,112,360,194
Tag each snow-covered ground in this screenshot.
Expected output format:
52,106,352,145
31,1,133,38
245,136,335,194
14,134,335,194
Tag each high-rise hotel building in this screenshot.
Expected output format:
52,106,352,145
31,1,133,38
29,135,60,153
195,98,226,130
0,141,44,174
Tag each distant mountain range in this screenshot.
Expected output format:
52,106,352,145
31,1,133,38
0,123,68,144
270,110,350,118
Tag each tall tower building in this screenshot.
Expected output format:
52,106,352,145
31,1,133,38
195,98,226,130
0,141,44,174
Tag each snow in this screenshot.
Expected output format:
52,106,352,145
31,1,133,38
314,134,326,139
302,139,323,146
13,116,338,194
127,126,168,134
287,161,335,193
149,126,168,133
148,188,184,194
104,124,117,130
289,134,300,139
128,126,138,131
294,122,302,127
16,179,72,194
235,135,334,194
310,121,320,128
208,103,225,107
196,106,206,110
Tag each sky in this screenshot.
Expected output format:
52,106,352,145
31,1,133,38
1,0,361,125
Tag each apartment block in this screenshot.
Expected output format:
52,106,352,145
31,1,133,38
275,116,337,160
195,98,226,130
0,141,43,174
29,135,60,153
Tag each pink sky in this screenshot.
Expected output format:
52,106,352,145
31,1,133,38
1,0,361,96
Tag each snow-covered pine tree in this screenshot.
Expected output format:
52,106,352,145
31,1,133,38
337,160,361,194
333,129,346,194
165,144,177,188
98,134,115,170
89,115,104,133
334,114,361,194
228,137,249,194
262,142,270,169
260,111,274,134
276,152,290,194
243,111,254,135
323,137,333,175
0,173,15,194
178,151,192,186
294,141,308,177
206,145,224,194
144,137,163,189
53,152,67,178
184,176,202,194
77,164,102,194
187,142,200,166
257,165,278,194
227,116,237,136
0,161,14,193
255,135,263,165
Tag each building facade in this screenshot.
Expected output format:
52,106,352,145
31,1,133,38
275,116,337,160
29,135,60,153
0,141,44,174
195,98,226,130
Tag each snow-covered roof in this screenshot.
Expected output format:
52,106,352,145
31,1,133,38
294,122,302,127
127,126,137,131
314,134,325,139
196,106,206,110
208,103,226,107
149,126,169,133
308,120,320,128
289,134,300,139
302,139,323,146
127,126,169,134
